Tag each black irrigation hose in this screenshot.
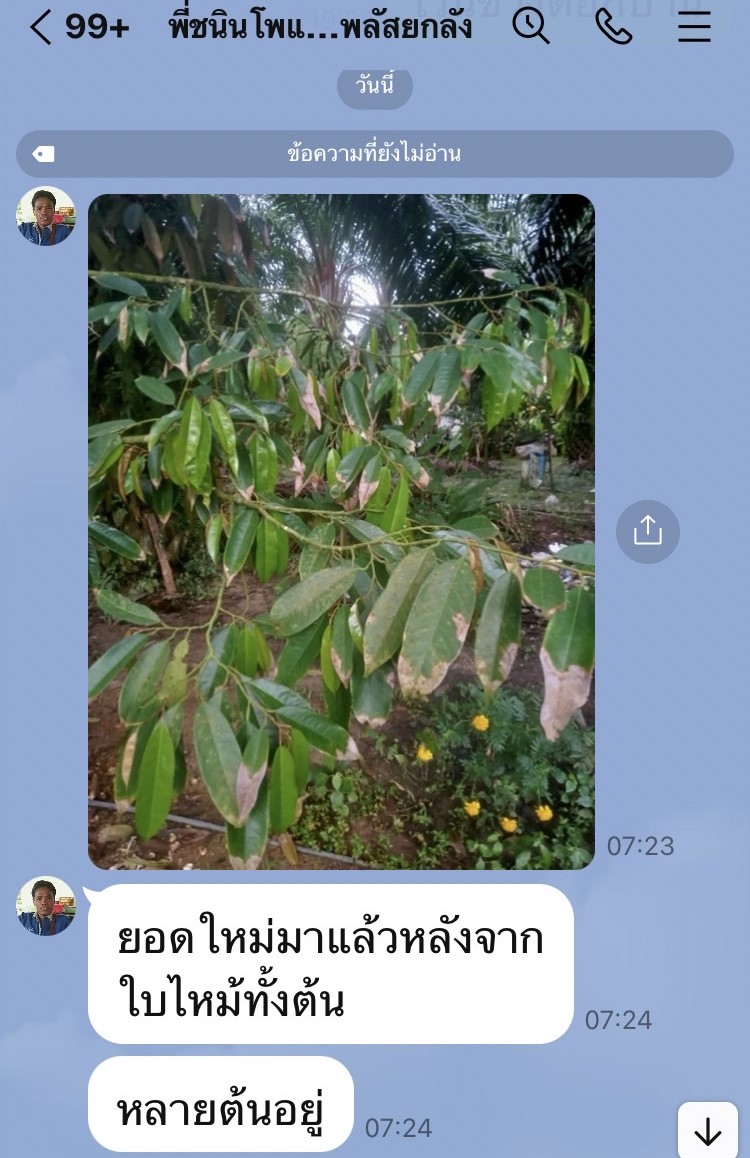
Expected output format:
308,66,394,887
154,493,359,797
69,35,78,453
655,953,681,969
89,799,373,868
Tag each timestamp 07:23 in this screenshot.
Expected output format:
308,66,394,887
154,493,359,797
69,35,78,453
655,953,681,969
606,836,674,856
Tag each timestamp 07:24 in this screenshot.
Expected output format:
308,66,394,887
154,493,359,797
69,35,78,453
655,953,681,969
365,1119,432,1139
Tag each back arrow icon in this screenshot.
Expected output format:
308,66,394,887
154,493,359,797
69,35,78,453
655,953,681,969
694,1118,722,1146
31,9,52,45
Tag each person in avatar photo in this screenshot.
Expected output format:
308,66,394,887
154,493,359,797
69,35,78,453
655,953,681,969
18,880,74,936
18,190,74,246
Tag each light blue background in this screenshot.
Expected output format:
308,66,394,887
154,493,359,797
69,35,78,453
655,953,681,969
1,2,747,1155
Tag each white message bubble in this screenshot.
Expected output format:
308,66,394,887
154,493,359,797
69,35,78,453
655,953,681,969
88,1055,353,1152
86,884,573,1045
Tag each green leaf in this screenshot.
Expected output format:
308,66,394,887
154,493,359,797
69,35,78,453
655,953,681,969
147,410,181,451
194,700,252,827
88,419,136,440
290,729,311,793
368,370,397,408
380,427,415,454
481,349,513,393
363,549,434,674
299,523,336,582
234,624,259,678
274,706,350,757
402,348,439,405
135,376,176,406
95,588,163,628
225,774,269,869
330,604,354,686
118,641,171,726
161,431,186,487
134,722,174,841
167,762,187,822
242,724,270,778
197,624,237,699
555,542,595,572
205,512,223,565
88,633,148,699
428,347,461,419
325,447,341,487
195,348,248,374
523,567,566,614
233,727,270,825
480,355,513,432
249,431,278,493
398,453,430,491
572,354,590,400
474,573,522,694
322,680,352,733
88,539,101,587
223,507,259,585
366,466,392,513
132,306,150,344
150,312,187,371
336,444,373,489
269,567,357,638
175,397,205,470
398,558,476,696
187,421,213,493
159,643,189,708
88,521,145,561
548,348,575,413
224,397,269,432
269,746,298,834
244,678,311,713
372,472,409,534
88,433,124,480
255,520,282,582
320,624,339,693
342,377,372,432
208,398,239,475
452,514,499,539
358,452,383,508
351,664,393,726
88,301,126,324
344,518,404,564
540,589,595,740
92,272,148,298
151,478,174,521
179,285,192,323
276,615,327,686
579,297,591,349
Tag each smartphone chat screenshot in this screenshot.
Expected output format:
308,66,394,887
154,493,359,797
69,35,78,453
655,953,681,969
0,2,747,1155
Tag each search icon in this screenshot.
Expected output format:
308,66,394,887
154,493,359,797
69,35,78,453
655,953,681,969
512,6,550,44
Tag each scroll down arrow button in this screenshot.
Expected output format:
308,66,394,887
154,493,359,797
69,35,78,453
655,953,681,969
678,1102,738,1158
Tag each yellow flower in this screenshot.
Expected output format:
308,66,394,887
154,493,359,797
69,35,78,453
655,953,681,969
463,800,481,818
535,804,554,823
500,816,518,834
416,743,434,763
471,713,490,732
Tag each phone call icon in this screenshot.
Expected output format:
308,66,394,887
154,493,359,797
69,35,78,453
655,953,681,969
595,7,633,44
